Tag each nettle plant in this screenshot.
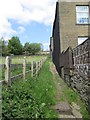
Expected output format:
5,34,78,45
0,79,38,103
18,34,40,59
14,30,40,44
2,80,46,118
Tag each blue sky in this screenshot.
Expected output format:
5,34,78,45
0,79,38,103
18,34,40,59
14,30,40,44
10,20,52,50
0,0,57,51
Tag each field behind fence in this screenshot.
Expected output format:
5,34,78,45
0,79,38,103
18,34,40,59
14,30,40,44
0,56,47,87
0,55,45,64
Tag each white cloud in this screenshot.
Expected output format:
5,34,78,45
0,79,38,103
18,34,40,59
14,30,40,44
18,0,57,25
59,0,89,2
43,42,50,51
0,0,57,40
18,26,25,33
0,17,17,41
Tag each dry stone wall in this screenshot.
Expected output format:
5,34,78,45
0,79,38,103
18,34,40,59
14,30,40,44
70,39,90,113
71,39,90,103
62,39,90,112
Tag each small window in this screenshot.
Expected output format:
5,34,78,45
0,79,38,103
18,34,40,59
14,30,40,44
76,6,89,24
78,37,88,45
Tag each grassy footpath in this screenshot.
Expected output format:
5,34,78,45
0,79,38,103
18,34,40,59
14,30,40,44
2,58,57,118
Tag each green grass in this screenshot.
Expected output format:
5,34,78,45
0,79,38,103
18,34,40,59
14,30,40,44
2,58,57,118
0,55,45,64
55,74,90,119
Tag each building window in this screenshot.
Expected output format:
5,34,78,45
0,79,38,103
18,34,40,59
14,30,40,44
78,37,88,45
76,6,89,24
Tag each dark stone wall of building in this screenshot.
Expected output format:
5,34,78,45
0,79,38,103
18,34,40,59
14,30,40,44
52,2,61,74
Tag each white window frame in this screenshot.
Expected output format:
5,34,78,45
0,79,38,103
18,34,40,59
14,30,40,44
76,6,89,24
78,37,88,45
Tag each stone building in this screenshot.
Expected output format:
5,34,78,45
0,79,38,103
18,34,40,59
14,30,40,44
50,0,90,74
49,37,53,59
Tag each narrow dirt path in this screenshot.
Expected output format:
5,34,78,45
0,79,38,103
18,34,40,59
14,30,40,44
49,62,67,102
49,62,83,119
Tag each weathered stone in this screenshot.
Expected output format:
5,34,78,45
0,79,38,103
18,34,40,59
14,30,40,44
71,102,80,111
53,102,72,115
59,114,75,119
72,109,82,118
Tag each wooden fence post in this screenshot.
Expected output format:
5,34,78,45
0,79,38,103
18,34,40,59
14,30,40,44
40,60,41,69
23,59,26,81
39,61,41,70
5,56,11,86
38,61,39,72
41,59,43,68
36,62,38,80
31,61,33,77
43,58,45,63
40,60,42,68
42,58,44,64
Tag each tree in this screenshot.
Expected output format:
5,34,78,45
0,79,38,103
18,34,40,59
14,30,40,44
29,43,42,55
8,36,23,55
24,42,30,52
0,37,8,56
